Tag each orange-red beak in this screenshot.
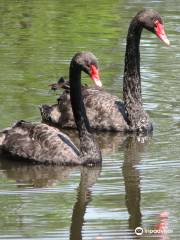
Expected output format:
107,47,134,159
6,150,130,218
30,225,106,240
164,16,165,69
90,65,102,87
154,20,170,46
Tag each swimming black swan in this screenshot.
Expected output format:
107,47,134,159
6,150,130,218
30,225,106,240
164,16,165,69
40,9,170,133
0,52,102,166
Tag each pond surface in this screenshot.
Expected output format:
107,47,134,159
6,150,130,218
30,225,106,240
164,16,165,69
0,0,179,239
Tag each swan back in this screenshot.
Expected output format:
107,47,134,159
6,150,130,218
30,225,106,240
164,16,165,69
1,120,80,165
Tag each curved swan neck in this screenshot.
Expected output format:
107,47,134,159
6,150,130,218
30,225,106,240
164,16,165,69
122,16,153,132
69,61,101,161
123,17,143,105
69,63,92,134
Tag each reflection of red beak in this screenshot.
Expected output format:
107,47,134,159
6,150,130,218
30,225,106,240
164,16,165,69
90,65,102,87
154,20,170,46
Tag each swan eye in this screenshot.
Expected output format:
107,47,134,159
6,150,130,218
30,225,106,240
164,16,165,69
154,19,159,27
82,65,90,75
154,20,158,25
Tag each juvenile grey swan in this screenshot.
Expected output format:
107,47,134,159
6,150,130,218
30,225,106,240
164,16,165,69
40,9,170,133
0,52,102,166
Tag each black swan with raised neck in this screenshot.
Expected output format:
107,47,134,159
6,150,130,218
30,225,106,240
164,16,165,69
0,52,102,166
40,9,170,133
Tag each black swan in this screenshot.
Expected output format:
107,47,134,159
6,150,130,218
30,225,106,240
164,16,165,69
40,9,170,133
0,52,102,166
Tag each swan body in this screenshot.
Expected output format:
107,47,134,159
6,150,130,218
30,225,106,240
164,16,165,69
0,121,80,165
0,52,102,166
41,85,129,131
41,9,169,133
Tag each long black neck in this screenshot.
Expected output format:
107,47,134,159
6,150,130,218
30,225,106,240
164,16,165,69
123,17,143,106
70,63,91,135
69,62,101,162
122,17,152,132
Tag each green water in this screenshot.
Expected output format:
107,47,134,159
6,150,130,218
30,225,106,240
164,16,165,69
0,0,179,239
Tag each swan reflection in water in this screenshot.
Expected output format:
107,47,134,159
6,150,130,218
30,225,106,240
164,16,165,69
0,154,101,239
0,133,169,239
70,167,101,240
123,135,170,240
122,135,149,230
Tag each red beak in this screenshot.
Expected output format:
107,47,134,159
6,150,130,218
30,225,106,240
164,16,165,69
154,20,170,46
90,65,102,87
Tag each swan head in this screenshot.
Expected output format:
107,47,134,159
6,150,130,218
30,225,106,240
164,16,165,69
136,9,170,46
71,52,102,87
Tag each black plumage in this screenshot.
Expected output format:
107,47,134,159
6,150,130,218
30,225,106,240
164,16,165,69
41,9,169,133
0,52,102,166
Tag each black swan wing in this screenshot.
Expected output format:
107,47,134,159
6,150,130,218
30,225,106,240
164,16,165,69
57,86,129,131
1,121,80,165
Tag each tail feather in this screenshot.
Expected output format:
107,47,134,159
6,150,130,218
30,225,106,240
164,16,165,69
49,77,70,91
